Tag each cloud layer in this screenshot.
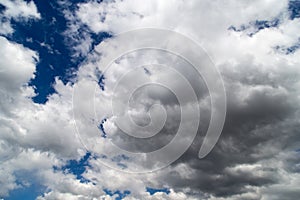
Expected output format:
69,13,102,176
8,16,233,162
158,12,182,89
1,0,300,199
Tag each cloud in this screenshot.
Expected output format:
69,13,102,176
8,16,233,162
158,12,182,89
0,36,37,99
0,0,40,35
0,36,82,197
1,0,300,199
67,0,300,198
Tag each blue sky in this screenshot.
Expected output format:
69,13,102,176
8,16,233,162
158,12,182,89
3,0,110,104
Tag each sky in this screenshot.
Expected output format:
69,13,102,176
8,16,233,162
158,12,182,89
0,0,300,199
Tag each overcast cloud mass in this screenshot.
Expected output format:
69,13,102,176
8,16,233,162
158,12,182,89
0,0,300,199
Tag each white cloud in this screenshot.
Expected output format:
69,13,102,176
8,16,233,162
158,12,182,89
0,36,37,91
75,0,288,37
0,0,40,35
0,36,82,197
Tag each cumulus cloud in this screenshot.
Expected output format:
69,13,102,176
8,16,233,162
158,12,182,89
0,36,82,197
1,0,300,199
0,0,40,35
68,0,300,198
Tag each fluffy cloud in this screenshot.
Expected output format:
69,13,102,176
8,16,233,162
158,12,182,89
0,0,40,35
0,36,81,197
1,0,300,199
70,0,300,199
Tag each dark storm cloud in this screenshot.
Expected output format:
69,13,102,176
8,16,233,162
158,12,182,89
154,55,300,198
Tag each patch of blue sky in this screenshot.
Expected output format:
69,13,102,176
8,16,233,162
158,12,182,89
229,0,300,37
0,0,110,104
146,187,170,195
95,67,105,91
228,18,280,37
0,3,5,12
104,189,131,200
289,0,300,20
274,38,300,54
4,171,47,200
98,118,108,138
54,152,91,183
6,182,46,200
